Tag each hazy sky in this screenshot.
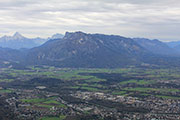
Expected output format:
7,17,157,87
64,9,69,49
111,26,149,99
0,0,180,41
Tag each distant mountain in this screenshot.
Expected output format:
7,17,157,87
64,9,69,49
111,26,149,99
133,38,178,56
1,31,180,68
0,32,64,49
173,44,180,52
0,47,27,68
47,33,64,40
0,47,23,61
165,41,180,53
166,41,180,48
0,32,42,49
27,31,148,68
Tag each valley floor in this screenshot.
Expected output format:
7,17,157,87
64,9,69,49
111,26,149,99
0,66,180,120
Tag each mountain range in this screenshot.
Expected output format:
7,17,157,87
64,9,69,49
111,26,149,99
165,41,180,52
27,32,148,67
133,38,180,56
0,31,180,68
0,32,64,49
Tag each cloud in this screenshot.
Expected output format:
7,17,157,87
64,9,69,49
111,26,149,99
0,0,179,41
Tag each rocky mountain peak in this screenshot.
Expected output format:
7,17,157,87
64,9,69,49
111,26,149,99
13,32,25,39
47,33,64,40
64,31,88,39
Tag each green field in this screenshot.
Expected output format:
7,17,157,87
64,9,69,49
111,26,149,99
2,66,180,100
21,98,46,103
21,97,66,109
112,91,127,95
119,80,155,85
0,89,12,93
0,79,14,82
40,115,66,120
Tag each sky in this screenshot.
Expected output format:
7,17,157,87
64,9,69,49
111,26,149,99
0,0,180,41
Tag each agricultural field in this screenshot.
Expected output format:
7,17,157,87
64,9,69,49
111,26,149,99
21,97,66,109
39,115,66,120
1,66,180,99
